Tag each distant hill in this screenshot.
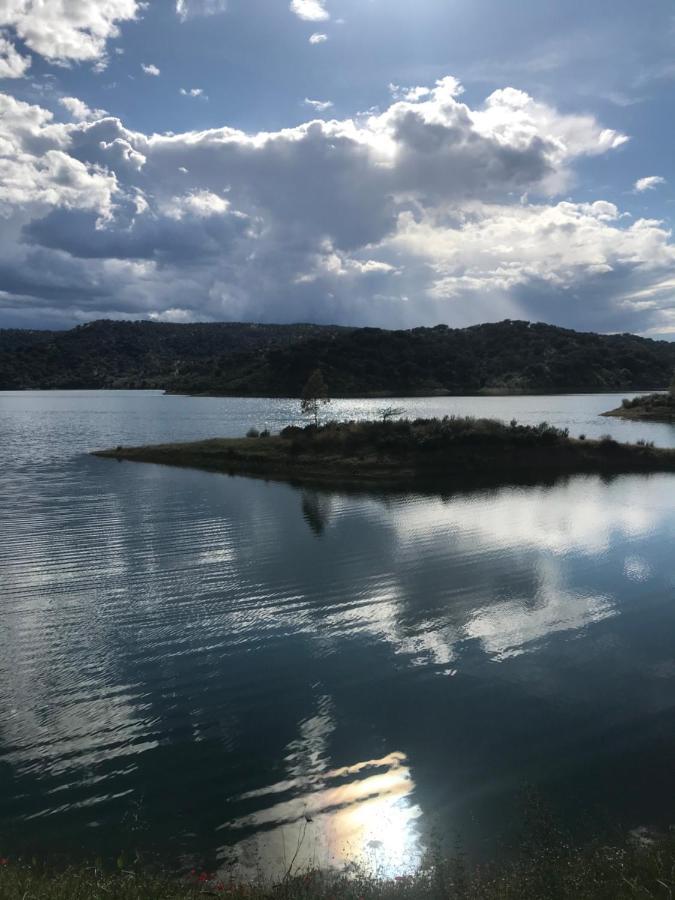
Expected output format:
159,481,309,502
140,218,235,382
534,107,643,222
166,320,675,396
1,318,674,395
0,320,348,390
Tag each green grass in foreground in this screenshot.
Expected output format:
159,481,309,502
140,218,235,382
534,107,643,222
2,835,675,899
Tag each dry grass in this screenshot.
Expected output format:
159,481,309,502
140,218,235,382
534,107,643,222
2,834,675,900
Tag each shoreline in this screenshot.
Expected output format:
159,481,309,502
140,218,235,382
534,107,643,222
602,392,675,422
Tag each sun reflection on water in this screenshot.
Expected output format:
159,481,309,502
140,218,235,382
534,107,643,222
219,751,422,879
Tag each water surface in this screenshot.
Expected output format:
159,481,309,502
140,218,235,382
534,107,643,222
1,391,675,876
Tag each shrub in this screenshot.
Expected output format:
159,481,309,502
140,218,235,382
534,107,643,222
260,429,270,438
246,427,260,438
281,425,303,438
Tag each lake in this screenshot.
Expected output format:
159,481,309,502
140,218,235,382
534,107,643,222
1,390,675,877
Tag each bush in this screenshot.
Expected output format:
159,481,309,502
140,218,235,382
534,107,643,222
246,427,260,438
260,429,270,438
280,425,303,437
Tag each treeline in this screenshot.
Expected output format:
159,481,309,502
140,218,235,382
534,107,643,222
2,318,674,395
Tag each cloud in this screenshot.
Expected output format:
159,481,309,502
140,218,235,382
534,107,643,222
180,87,205,97
0,94,117,244
141,63,160,77
176,0,228,20
290,0,329,22
304,98,333,111
309,32,328,44
1,78,672,334
59,97,108,122
389,200,675,305
0,0,139,67
0,31,30,78
634,175,666,192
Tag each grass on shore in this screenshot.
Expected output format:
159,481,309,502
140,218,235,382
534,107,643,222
2,834,675,900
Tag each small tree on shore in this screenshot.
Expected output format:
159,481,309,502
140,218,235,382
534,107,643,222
301,369,330,426
379,406,404,422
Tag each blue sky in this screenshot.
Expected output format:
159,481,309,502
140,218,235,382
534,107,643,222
1,0,675,335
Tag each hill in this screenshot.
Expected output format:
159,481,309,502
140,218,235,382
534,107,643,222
166,320,675,396
2,318,674,395
0,320,348,390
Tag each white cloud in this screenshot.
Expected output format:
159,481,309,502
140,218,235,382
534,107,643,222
0,31,30,78
164,190,231,219
176,0,227,20
141,63,160,77
304,97,333,111
634,175,666,192
309,32,328,44
390,201,675,300
0,94,116,219
389,84,432,102
180,87,205,97
290,0,329,22
0,0,139,66
2,77,673,334
59,96,107,122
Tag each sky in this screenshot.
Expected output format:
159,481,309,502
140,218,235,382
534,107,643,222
1,1,675,336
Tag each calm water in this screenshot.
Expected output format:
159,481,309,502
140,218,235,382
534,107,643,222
1,391,675,876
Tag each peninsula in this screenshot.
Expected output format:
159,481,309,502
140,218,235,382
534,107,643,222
603,391,675,422
93,417,675,488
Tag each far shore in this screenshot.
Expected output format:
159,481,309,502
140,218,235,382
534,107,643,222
93,416,675,490
602,392,675,422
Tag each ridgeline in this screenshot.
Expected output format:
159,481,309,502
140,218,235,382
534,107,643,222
2,318,675,395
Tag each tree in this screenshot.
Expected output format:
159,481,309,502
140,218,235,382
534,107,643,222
301,368,330,426
378,406,404,422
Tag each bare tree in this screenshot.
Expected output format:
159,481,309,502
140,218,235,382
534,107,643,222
301,369,330,426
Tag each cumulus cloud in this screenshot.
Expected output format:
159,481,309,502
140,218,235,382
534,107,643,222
141,63,160,77
304,97,333,111
1,78,673,334
0,31,30,78
390,201,675,297
290,0,329,22
0,0,139,67
309,32,328,44
180,87,205,97
634,175,666,192
0,94,116,215
59,97,108,122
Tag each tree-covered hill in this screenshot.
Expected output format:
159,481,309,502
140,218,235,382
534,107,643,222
0,320,348,390
166,320,675,396
1,318,674,395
